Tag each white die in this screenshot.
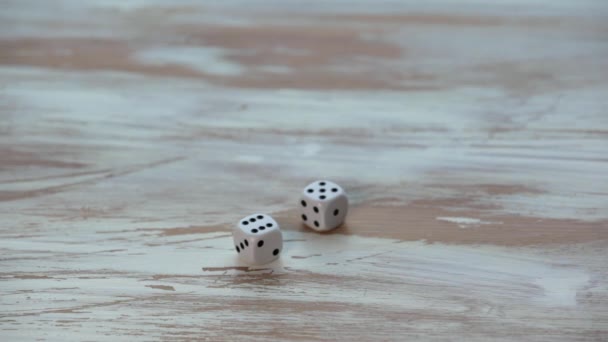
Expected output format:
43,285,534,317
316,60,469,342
299,180,348,232
233,214,283,265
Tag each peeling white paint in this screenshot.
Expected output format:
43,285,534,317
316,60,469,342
436,217,501,228
135,46,244,76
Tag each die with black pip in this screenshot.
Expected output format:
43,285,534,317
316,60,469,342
299,180,348,232
233,214,282,265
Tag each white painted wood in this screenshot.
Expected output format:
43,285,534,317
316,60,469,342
1,0,607,340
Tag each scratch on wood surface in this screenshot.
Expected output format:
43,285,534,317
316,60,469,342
201,267,273,273
0,168,112,185
145,285,176,291
291,254,322,259
2,299,137,318
10,275,52,280
0,157,186,202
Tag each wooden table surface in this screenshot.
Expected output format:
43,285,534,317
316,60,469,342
1,1,607,341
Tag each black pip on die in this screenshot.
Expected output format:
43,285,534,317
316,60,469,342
233,214,282,265
300,180,348,232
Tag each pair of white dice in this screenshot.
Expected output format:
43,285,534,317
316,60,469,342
232,180,348,265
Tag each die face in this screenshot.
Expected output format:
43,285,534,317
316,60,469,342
250,228,282,265
302,180,345,202
321,194,348,230
232,228,254,260
237,213,278,235
234,214,283,265
300,181,348,232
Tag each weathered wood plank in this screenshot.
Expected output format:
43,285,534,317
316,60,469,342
1,1,607,340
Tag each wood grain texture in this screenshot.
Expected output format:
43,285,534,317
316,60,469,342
1,0,607,341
